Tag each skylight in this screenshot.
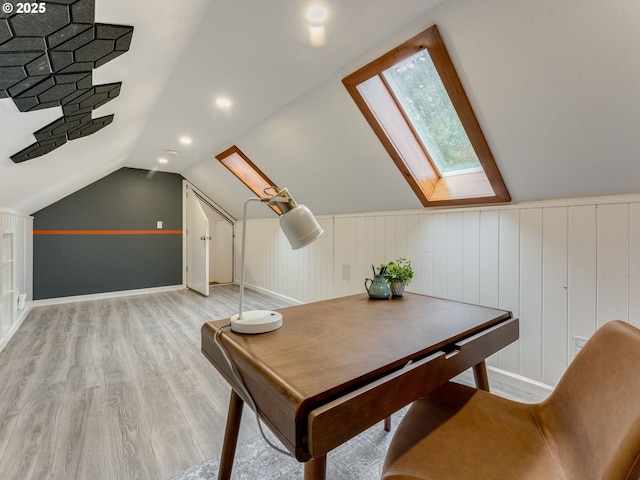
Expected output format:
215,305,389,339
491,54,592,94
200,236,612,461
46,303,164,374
381,49,481,176
343,25,510,207
215,146,281,214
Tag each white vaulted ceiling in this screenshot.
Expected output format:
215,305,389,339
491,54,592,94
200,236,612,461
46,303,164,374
1,0,639,218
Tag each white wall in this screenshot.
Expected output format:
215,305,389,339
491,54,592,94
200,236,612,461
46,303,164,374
236,194,640,388
0,210,33,351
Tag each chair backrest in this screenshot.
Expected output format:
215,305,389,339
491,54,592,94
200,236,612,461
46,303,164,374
534,320,640,479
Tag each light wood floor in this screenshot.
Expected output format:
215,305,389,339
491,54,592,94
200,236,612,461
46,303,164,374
0,286,544,480
0,285,292,480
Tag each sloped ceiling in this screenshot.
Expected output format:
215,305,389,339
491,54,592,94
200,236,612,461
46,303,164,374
1,0,639,219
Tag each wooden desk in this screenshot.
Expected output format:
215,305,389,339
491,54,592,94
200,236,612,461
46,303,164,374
201,293,518,480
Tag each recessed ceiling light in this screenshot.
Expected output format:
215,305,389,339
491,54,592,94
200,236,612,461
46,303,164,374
306,3,328,23
215,96,232,109
158,157,169,164
179,136,192,145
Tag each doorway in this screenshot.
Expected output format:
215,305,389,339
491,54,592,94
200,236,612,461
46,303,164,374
184,182,235,296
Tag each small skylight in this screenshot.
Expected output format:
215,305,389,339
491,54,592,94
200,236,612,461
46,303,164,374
215,146,281,214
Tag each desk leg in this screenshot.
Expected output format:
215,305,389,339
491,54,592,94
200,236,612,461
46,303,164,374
472,361,490,392
304,455,327,480
218,390,244,480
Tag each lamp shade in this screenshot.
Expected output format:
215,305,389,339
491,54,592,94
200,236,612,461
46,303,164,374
279,204,324,249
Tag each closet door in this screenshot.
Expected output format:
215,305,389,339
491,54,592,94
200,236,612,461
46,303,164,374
186,196,210,297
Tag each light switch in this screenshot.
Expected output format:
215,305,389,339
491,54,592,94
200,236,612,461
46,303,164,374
342,264,351,281
156,221,163,229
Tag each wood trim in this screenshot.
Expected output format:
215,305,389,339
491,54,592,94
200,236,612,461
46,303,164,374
33,230,183,235
216,145,279,195
424,26,510,203
215,145,281,215
342,24,511,207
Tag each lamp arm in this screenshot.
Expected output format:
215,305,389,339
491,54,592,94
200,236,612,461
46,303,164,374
266,187,296,213
237,197,266,320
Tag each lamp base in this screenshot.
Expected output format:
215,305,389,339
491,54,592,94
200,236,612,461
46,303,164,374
230,310,283,334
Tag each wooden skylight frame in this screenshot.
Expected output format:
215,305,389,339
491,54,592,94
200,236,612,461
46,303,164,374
215,146,281,214
342,25,510,207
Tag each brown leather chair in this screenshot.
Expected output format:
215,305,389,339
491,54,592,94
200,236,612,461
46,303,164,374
382,320,640,479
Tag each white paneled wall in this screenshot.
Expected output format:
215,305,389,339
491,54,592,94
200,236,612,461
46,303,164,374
236,195,640,387
237,217,335,304
0,210,33,352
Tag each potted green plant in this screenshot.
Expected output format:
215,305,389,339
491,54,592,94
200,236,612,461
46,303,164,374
378,257,413,297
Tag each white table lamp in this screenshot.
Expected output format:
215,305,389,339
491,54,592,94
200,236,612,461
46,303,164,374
231,188,323,334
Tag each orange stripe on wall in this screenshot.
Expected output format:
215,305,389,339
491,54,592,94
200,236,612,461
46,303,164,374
34,230,183,235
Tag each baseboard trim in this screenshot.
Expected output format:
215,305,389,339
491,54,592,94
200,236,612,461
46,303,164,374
454,366,553,401
0,303,32,353
240,282,304,306
487,366,554,398
33,285,184,306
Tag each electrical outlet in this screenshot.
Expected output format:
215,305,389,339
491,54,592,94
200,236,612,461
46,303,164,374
156,221,163,229
573,335,588,356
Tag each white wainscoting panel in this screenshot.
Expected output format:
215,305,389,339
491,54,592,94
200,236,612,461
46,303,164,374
479,210,500,309
462,211,481,304
567,205,597,356
596,204,629,328
541,207,569,386
0,210,33,352
497,209,521,373
519,208,543,381
630,204,640,329
237,195,640,388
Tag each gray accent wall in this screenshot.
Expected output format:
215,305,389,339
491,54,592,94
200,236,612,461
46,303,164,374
32,168,183,299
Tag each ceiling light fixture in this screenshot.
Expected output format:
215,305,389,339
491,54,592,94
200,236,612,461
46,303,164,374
158,157,169,164
306,3,328,23
179,136,192,145
215,97,232,109
306,3,328,47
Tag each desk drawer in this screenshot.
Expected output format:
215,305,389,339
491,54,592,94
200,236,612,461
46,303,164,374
307,317,518,457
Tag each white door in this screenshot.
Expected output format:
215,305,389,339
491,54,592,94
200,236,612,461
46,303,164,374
187,196,210,296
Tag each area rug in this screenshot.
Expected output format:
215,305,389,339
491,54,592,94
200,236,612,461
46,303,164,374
170,409,407,480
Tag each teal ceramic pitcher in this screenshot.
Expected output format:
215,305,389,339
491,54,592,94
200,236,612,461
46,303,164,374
364,274,391,299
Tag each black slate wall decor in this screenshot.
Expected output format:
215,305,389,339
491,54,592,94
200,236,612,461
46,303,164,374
0,0,133,163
